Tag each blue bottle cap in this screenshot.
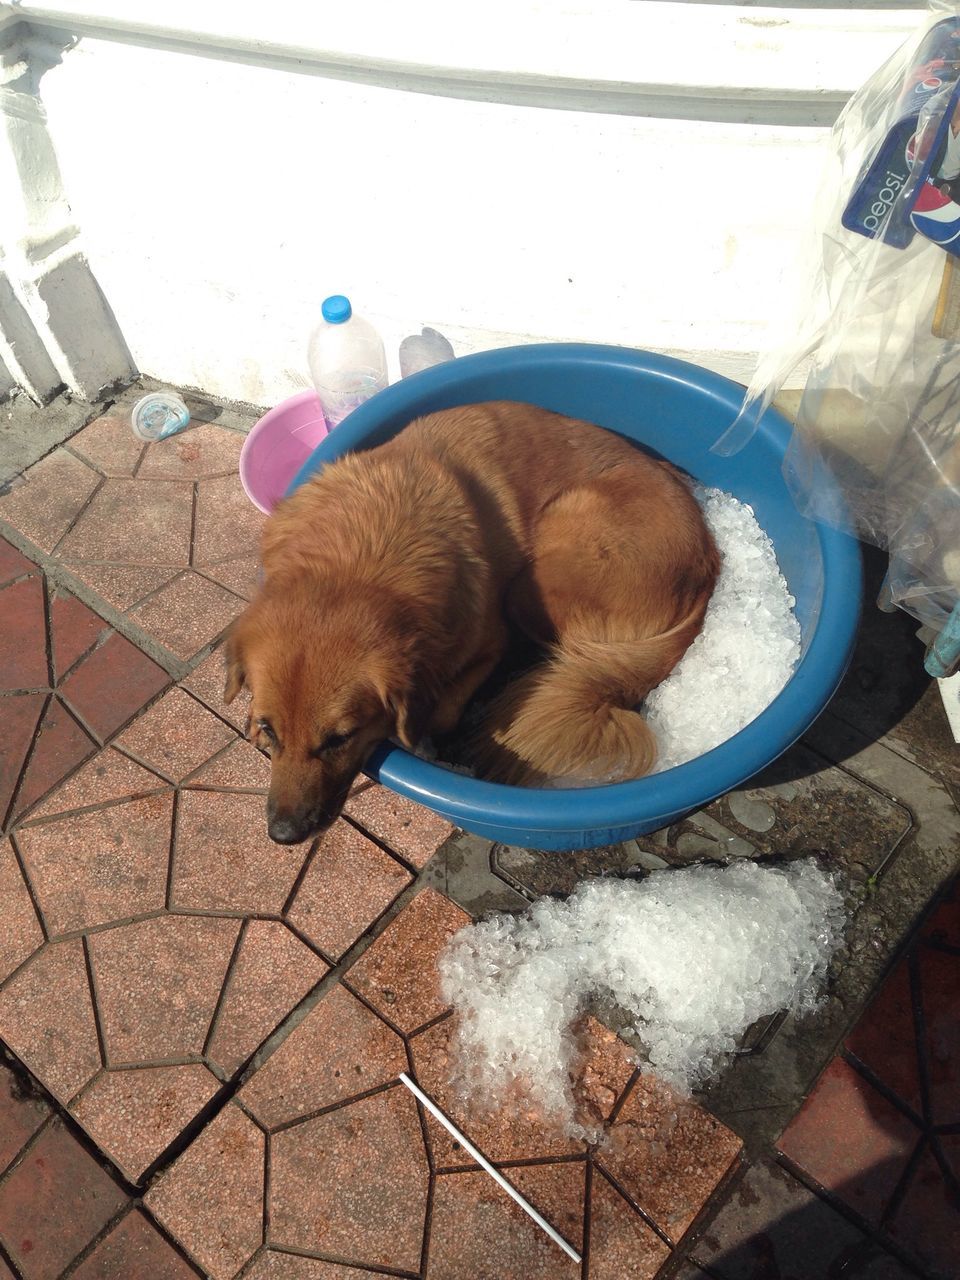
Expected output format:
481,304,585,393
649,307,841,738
321,295,352,323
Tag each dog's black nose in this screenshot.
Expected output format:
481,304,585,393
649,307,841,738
267,814,311,845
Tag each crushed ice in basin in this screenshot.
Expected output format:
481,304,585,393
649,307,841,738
644,486,801,772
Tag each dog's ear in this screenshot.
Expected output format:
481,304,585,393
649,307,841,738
223,620,248,705
372,652,435,749
389,680,436,750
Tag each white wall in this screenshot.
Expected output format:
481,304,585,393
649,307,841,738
9,3,921,405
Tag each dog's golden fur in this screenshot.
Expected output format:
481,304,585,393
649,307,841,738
225,401,719,844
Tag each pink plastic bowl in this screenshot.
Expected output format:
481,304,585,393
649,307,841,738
240,390,330,513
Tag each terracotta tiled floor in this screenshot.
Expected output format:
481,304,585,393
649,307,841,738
0,664,441,1186
2,404,950,1279
0,546,168,832
0,416,263,663
142,887,741,1279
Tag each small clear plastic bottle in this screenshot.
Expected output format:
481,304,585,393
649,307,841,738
130,391,191,442
399,327,455,378
307,295,388,428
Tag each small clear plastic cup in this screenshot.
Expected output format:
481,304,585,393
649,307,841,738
130,392,191,442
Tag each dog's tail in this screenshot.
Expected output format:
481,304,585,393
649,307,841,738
468,605,708,787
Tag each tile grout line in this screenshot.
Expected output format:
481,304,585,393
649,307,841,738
0,1236,22,1280
278,915,336,967
263,1243,419,1277
57,1200,134,1280
110,737,181,786
880,1132,929,1230
405,1007,455,1043
167,906,280,924
54,688,112,750
605,1065,643,1128
52,623,115,689
591,1161,676,1251
39,571,55,692
825,701,960,800
2,692,51,833
130,431,150,479
236,1245,268,1278
138,1199,209,1277
0,526,190,681
180,782,269,796
62,444,110,480
909,947,935,1133
6,829,51,948
407,1039,436,1184
774,1150,930,1278
82,935,110,1072
339,977,416,1044
191,564,255,606
840,1050,927,1132
267,1078,405,1136
135,1073,239,1189
5,909,171,953
202,918,248,1060
262,1129,272,1248
279,835,323,918
14,783,173,835
9,694,100,827
434,1152,589,1175
929,1130,960,1203
419,1164,435,1280
187,479,199,568
164,789,181,912
47,472,106,560
175,727,262,787
580,1157,593,1280
339,812,430,880
103,1054,209,1072
0,1111,56,1189
106,564,185,618
0,1052,141,1197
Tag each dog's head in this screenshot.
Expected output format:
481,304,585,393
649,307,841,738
224,576,434,844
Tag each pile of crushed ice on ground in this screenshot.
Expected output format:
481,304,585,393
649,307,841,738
439,858,846,1137
644,487,801,771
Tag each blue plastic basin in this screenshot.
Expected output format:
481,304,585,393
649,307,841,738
289,343,861,850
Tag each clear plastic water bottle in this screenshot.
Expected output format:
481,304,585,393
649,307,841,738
307,295,388,428
130,392,191,442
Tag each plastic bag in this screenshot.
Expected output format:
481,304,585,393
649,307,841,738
721,2,960,634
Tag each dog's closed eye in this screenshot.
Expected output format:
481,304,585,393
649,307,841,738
312,729,357,757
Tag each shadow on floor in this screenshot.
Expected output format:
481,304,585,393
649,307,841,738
694,877,960,1280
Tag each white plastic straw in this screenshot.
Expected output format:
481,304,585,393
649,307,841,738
398,1072,582,1264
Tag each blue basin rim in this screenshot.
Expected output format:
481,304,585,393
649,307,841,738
288,343,862,842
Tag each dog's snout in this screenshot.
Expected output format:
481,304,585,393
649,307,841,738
267,809,315,846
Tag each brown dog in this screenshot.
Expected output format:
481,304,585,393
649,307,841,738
224,401,719,844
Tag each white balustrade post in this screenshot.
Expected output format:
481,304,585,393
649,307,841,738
0,19,136,402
